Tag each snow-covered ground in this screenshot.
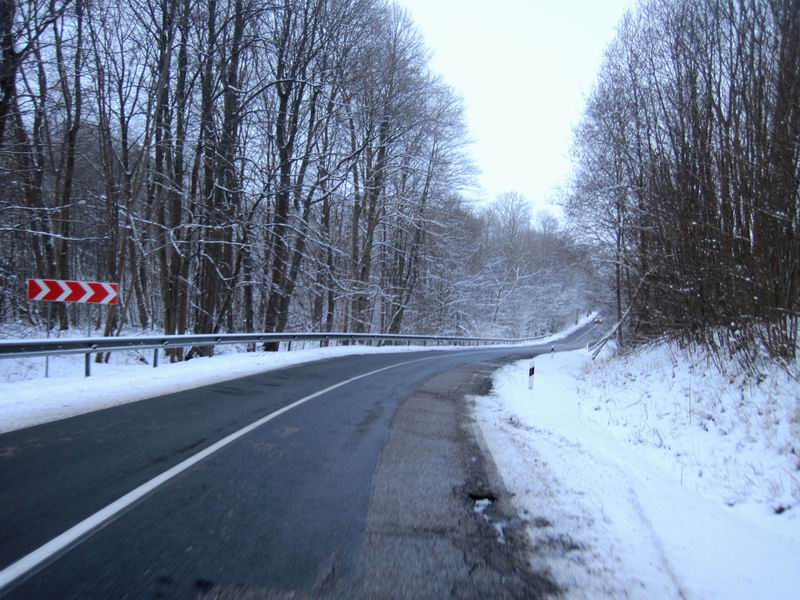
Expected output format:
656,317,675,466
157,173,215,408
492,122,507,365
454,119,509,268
474,343,800,599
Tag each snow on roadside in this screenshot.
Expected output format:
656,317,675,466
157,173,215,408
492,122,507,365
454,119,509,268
473,344,800,599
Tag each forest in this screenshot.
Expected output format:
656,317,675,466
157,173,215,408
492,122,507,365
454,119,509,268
4,0,795,371
567,0,799,369
0,0,596,353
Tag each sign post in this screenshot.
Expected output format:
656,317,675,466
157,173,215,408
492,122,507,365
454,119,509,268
27,279,119,377
45,303,52,378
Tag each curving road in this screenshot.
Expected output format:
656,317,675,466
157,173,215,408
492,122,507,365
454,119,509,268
0,322,601,598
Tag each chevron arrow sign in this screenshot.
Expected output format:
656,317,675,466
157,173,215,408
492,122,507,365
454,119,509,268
27,279,119,305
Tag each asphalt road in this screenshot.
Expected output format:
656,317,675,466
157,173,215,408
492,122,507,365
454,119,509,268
0,322,601,598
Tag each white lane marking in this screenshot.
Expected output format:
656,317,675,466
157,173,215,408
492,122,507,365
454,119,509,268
0,349,508,592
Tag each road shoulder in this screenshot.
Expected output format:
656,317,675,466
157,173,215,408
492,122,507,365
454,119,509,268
338,356,557,598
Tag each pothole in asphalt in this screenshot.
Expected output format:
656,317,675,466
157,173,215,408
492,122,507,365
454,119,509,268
468,491,498,503
468,491,509,545
468,490,497,518
473,497,493,514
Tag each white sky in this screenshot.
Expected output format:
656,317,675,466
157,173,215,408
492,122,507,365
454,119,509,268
396,0,634,215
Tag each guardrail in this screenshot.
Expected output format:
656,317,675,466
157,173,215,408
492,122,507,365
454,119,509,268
0,331,548,377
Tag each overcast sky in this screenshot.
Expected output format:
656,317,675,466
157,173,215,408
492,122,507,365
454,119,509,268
396,0,633,216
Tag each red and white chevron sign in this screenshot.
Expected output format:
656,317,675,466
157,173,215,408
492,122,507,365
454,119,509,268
27,279,119,305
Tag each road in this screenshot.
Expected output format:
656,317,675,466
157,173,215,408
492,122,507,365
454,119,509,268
0,322,600,598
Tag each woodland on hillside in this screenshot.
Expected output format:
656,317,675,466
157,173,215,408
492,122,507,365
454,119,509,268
0,0,595,355
567,0,799,369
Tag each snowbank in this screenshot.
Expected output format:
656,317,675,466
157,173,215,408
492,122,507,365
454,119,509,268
474,343,800,599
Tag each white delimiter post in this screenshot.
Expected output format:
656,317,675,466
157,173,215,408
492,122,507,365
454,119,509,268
528,360,535,390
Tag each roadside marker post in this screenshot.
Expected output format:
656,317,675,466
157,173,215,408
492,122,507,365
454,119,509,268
528,361,535,390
